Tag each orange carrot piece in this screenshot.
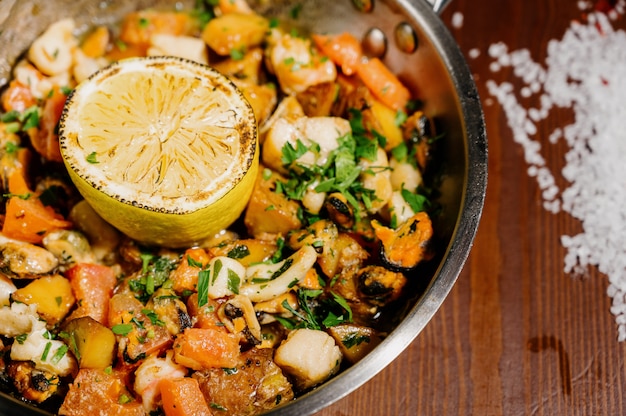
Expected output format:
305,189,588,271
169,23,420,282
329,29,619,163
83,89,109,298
160,377,213,416
1,80,37,113
173,328,240,370
357,57,411,110
66,263,118,325
312,32,363,76
170,247,212,294
217,0,254,14
119,11,194,48
2,196,72,243
81,26,110,58
2,164,72,244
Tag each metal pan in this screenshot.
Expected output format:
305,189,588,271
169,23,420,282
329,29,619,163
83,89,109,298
0,0,487,414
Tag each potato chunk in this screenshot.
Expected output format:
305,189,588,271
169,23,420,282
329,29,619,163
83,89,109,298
328,324,382,364
202,13,269,56
12,274,75,325
244,167,302,237
274,328,342,390
63,316,116,369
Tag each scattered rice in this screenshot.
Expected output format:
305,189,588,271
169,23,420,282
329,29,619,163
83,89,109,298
483,6,626,340
451,12,464,29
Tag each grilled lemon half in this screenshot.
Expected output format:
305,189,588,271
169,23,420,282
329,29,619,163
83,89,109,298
59,56,258,247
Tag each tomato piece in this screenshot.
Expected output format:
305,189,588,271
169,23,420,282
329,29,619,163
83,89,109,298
66,263,118,325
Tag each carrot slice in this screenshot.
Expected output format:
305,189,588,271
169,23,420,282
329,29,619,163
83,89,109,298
1,80,37,113
81,26,110,58
170,247,211,294
173,328,240,370
2,163,72,244
357,57,411,110
312,32,363,75
217,0,254,14
160,377,213,416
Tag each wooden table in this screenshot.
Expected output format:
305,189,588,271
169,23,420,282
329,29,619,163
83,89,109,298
316,0,626,414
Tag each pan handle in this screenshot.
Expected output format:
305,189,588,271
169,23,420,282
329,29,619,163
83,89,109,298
424,0,452,14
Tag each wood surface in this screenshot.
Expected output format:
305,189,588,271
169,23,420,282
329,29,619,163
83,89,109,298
316,1,626,414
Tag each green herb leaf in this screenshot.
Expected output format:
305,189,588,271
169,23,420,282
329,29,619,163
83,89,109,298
41,341,52,361
51,344,69,364
86,152,99,164
401,188,429,213
197,269,210,307
111,323,133,336
342,332,370,349
229,47,245,61
227,245,250,259
20,106,40,130
227,268,240,294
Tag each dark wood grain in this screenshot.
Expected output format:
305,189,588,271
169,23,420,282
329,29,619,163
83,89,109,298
315,1,626,415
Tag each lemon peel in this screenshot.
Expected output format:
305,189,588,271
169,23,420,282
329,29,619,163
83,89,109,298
59,56,258,247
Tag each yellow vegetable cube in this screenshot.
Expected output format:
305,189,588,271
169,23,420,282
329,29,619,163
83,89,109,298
11,275,75,325
63,316,116,369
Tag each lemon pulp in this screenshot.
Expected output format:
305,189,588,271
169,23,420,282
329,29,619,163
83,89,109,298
59,56,258,247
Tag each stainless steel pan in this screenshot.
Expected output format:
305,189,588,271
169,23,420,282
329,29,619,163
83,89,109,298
0,0,487,414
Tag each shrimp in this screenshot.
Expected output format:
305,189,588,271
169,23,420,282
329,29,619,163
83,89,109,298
268,31,337,95
359,146,393,214
12,60,70,100
147,34,208,65
134,352,188,413
389,156,423,192
262,116,350,174
0,275,16,306
10,316,77,377
72,49,107,84
27,19,77,77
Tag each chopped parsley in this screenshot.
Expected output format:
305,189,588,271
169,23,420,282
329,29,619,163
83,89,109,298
226,268,241,294
192,0,218,28
197,269,210,307
51,344,69,364
111,323,133,336
129,254,177,303
401,187,429,213
1,105,40,133
41,342,52,361
227,245,250,259
229,47,245,61
276,288,352,330
275,110,383,225
342,332,371,349
86,151,99,164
